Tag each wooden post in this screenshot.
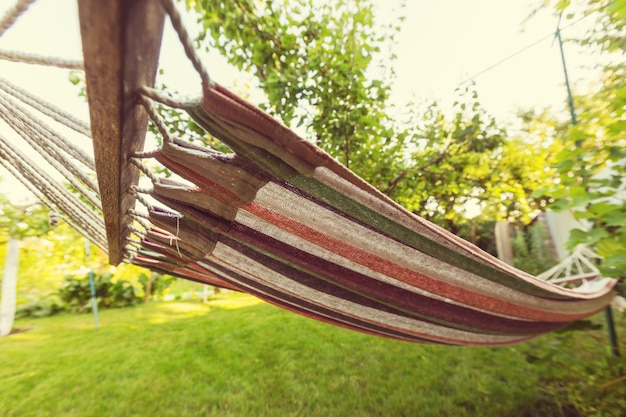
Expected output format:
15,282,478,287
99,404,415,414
494,221,515,266
77,0,165,264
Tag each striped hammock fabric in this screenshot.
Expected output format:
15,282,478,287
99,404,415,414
131,84,617,346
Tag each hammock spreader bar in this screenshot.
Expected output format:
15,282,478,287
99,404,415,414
131,84,616,346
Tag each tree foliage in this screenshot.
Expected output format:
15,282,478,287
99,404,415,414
532,0,626,278
188,0,402,172
0,196,53,241
391,86,558,235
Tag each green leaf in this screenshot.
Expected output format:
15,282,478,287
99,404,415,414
588,201,620,216
567,227,610,249
600,253,626,273
68,72,81,85
548,198,571,212
596,238,625,258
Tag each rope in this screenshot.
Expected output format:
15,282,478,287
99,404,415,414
0,139,104,235
0,112,101,213
133,148,160,159
157,0,211,88
0,91,101,207
0,77,91,137
0,49,83,70
0,146,105,246
129,186,155,212
125,238,142,251
124,241,142,263
0,136,108,251
131,158,160,184
139,86,188,109
138,93,175,144
129,210,152,231
0,90,95,172
537,246,601,285
0,154,105,250
0,0,36,38
0,88,96,171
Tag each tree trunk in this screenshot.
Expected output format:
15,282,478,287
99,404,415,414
0,237,20,337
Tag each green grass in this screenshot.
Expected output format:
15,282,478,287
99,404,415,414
1,292,625,417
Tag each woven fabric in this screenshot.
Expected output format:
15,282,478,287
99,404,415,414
132,85,616,346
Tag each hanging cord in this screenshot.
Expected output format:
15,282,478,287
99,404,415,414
129,185,155,212
157,0,211,88
132,148,160,159
0,88,95,169
0,92,97,179
0,112,101,209
130,185,183,258
129,185,187,257
127,212,151,261
129,210,153,231
130,157,161,184
0,154,107,251
0,162,106,249
0,49,83,70
0,0,36,38
123,240,142,263
139,86,188,109
0,77,91,137
0,138,108,251
0,138,106,239
125,238,142,251
0,92,101,208
137,93,175,144
0,132,103,228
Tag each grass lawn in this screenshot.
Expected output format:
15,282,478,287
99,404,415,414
1,292,625,417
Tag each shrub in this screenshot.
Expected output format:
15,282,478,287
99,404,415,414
526,325,626,417
16,294,66,319
58,272,141,313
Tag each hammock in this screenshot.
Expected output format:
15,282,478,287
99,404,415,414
128,84,617,346
1,0,617,346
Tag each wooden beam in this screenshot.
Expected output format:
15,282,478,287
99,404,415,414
78,0,165,265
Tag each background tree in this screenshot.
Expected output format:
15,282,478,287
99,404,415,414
186,0,405,181
391,86,559,240
531,0,626,278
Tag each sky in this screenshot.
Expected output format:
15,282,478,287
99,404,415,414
0,0,600,202
392,0,596,121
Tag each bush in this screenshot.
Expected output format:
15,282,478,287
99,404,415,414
58,272,141,313
526,325,626,417
16,294,66,319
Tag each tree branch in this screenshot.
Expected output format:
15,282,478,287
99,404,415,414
385,147,449,195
